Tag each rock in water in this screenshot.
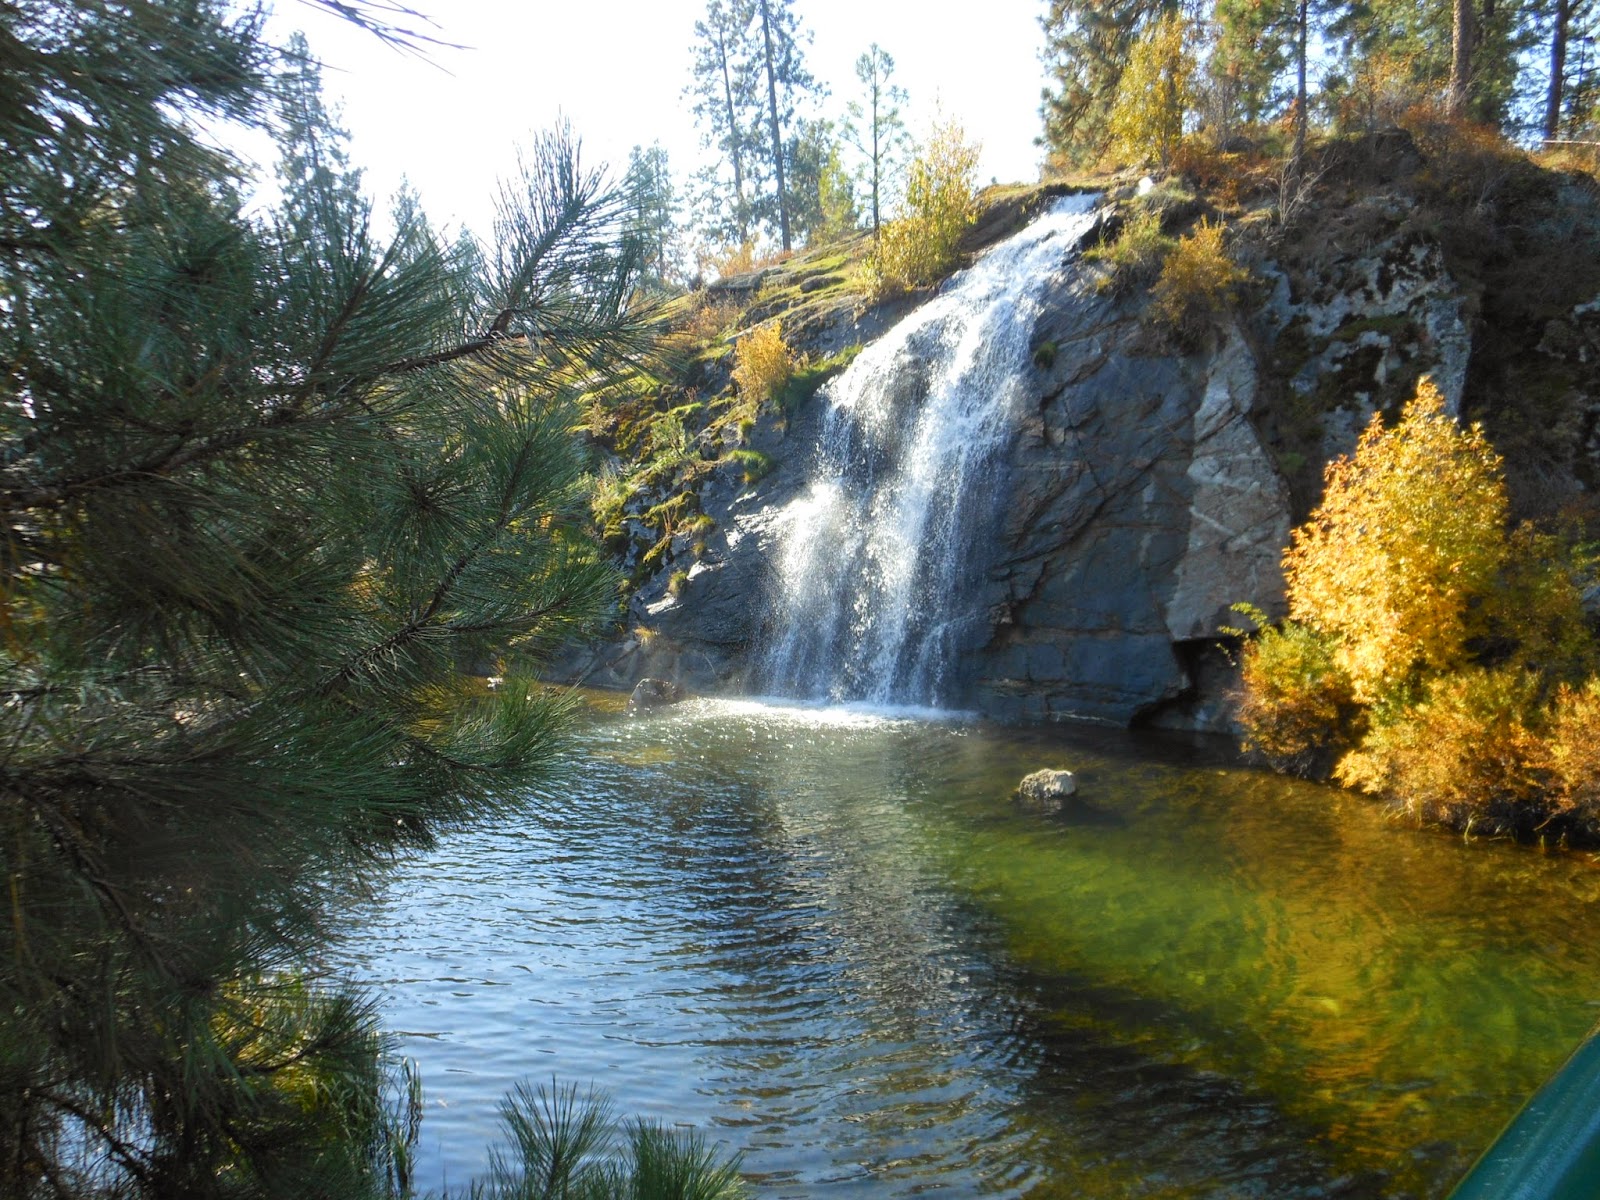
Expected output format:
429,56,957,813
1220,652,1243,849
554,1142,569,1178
1016,769,1078,812
628,677,686,713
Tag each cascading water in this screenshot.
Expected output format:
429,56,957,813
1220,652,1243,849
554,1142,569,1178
759,193,1102,707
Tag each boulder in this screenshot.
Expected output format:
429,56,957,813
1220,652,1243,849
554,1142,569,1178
627,677,686,712
1016,768,1078,812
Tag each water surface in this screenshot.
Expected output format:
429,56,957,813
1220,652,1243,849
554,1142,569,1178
338,697,1600,1197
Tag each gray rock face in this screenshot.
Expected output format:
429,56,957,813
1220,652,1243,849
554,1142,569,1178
1017,768,1078,812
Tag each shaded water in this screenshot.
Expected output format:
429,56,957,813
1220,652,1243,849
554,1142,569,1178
341,697,1600,1197
758,195,1100,705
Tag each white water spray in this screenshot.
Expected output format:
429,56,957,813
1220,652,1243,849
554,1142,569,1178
759,194,1101,706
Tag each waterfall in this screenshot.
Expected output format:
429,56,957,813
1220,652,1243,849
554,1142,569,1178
758,193,1101,707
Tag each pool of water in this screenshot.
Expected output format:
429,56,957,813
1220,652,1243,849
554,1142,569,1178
335,695,1600,1197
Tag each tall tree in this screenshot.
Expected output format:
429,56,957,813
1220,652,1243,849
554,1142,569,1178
1546,0,1576,135
842,43,911,236
1542,0,1600,137
624,141,681,293
1038,0,1181,167
0,5,649,1196
1326,0,1532,128
1107,11,1198,169
686,0,759,244
786,118,859,245
1210,0,1297,132
1451,0,1478,113
752,0,819,251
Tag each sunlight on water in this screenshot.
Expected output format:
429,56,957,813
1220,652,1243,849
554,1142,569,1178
335,699,1600,1198
672,696,977,729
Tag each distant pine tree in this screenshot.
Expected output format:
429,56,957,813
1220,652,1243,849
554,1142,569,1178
0,4,650,1196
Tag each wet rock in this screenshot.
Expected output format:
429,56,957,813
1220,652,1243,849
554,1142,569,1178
1016,769,1078,811
627,677,686,712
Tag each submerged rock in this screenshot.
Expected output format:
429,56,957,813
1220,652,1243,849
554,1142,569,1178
628,677,686,713
1016,768,1078,811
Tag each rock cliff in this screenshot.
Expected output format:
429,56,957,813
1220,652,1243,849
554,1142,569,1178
558,140,1600,732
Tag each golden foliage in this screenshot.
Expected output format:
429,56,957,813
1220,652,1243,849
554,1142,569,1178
1333,668,1548,829
1485,523,1600,680
731,320,794,411
1400,105,1523,211
1282,378,1507,702
1149,218,1249,335
660,293,743,359
1107,13,1197,170
1235,618,1363,778
1236,374,1600,838
866,118,980,294
1546,680,1600,821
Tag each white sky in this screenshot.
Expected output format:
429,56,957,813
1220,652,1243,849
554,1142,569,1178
260,0,1053,239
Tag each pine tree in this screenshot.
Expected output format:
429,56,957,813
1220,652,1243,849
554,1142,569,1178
841,44,911,236
624,142,681,294
752,0,819,251
785,118,859,245
1325,0,1533,129
0,5,648,1196
686,0,761,245
1542,0,1600,138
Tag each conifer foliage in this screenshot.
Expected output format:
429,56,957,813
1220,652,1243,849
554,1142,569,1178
0,3,649,1196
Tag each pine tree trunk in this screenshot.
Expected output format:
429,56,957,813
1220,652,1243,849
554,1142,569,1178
1450,0,1475,115
871,86,881,236
715,26,749,244
1547,0,1572,139
1292,0,1308,172
757,0,792,252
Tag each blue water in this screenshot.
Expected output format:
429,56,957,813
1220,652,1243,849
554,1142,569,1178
336,696,1600,1197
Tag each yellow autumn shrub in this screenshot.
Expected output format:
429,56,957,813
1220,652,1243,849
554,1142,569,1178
1236,374,1600,839
1334,667,1548,832
1282,378,1507,702
1148,218,1249,336
731,320,794,411
1235,618,1363,778
1086,206,1172,293
1546,679,1600,826
866,118,980,295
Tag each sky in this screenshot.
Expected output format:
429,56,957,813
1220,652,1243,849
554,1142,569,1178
259,0,1053,239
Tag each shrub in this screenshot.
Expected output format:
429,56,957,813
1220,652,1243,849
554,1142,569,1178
1235,618,1364,778
1148,217,1250,335
1546,679,1600,828
866,118,980,294
1236,378,1600,839
1330,50,1435,135
670,293,743,350
590,466,634,541
1281,377,1507,702
731,320,794,411
1482,523,1599,682
1334,668,1549,833
1086,206,1173,292
727,447,776,486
